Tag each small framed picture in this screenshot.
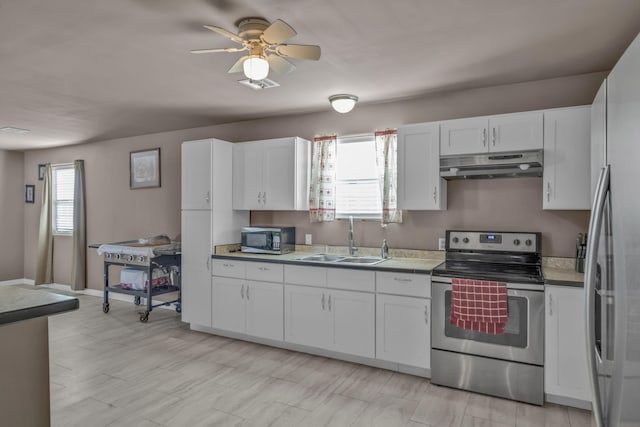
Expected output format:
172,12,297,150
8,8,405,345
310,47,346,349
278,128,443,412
25,185,35,203
38,164,46,181
130,148,161,189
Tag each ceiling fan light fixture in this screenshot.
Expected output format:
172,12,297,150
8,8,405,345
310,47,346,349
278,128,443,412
243,55,269,81
329,94,358,113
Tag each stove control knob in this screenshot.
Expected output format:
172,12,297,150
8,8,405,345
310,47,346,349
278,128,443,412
114,254,121,260
513,239,521,246
525,239,533,247
138,256,145,263
452,237,459,243
126,255,134,262
462,237,469,244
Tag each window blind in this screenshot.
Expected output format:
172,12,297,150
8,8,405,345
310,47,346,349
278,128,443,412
52,165,75,234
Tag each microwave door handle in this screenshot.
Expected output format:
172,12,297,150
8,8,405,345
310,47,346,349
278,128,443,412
584,164,610,427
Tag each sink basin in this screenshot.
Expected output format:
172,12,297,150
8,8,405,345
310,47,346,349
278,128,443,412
337,256,387,265
298,254,346,262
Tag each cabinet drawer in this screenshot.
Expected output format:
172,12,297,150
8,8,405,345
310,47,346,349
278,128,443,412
327,268,375,293
284,265,327,287
212,259,246,279
376,272,430,298
245,262,284,283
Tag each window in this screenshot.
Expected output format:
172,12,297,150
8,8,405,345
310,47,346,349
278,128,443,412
52,164,75,235
335,135,382,219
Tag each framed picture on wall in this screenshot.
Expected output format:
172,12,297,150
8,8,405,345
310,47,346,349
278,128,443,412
25,185,35,203
38,164,46,180
130,148,161,189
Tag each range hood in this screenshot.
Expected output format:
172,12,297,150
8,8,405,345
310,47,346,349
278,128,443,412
440,150,543,180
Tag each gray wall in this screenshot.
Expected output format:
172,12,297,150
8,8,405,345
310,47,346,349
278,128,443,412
21,71,603,288
0,150,25,281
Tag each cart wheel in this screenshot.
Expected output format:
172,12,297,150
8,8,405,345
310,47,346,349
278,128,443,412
175,304,182,314
134,296,141,306
140,312,149,323
102,303,110,313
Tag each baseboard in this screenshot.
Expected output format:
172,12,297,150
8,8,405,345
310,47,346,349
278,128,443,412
0,278,33,286
189,323,431,379
545,393,592,410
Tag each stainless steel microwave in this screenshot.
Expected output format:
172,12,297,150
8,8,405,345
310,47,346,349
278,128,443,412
241,226,296,254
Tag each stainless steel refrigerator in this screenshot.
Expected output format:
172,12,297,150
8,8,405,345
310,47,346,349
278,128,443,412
586,31,640,427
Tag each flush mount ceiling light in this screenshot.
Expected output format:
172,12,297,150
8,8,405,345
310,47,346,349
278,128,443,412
329,94,358,113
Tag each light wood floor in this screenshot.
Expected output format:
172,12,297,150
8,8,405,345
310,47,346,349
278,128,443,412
45,290,595,427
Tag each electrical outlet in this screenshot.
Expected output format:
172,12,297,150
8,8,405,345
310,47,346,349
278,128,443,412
305,234,313,245
438,237,446,251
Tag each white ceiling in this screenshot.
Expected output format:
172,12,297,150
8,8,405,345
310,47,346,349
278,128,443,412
2,0,640,150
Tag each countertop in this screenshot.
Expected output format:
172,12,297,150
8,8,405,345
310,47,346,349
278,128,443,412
212,251,443,274
543,267,584,287
0,286,79,325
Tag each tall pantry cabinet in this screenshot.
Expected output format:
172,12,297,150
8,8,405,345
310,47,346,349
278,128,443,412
181,139,248,327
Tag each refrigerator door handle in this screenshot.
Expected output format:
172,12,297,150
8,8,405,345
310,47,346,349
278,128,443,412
584,164,610,427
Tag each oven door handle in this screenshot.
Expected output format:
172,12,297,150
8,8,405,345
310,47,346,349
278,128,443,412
431,278,543,292
584,165,609,427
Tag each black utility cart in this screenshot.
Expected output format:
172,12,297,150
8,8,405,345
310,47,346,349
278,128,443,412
90,238,181,322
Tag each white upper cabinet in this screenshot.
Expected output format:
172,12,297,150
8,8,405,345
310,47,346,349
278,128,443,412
543,106,591,210
181,139,213,210
440,111,543,156
591,80,607,203
233,137,310,211
397,122,447,210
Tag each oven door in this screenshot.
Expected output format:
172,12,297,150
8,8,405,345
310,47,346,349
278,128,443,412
431,278,544,366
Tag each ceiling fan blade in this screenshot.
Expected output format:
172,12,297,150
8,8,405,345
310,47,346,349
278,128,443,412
267,55,295,74
261,19,296,45
203,25,244,44
190,47,246,54
275,44,321,60
228,56,247,73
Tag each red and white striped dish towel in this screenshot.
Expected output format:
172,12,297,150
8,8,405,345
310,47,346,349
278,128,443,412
450,278,508,335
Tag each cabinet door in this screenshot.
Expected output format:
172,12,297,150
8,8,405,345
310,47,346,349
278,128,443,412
544,286,590,401
440,117,488,156
212,276,245,334
328,289,375,358
397,123,446,210
262,139,296,210
181,140,212,210
235,143,263,210
376,294,430,369
284,284,329,349
591,80,607,202
180,210,212,327
489,111,543,153
543,107,591,209
245,280,284,341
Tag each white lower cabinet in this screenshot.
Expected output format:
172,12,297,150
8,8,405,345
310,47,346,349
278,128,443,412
212,275,284,341
376,294,431,369
544,285,591,402
284,284,375,358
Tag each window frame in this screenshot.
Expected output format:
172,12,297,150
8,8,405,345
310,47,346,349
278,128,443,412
335,134,382,220
51,163,75,236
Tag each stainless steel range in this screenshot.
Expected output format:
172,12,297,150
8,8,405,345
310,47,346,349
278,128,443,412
431,230,545,405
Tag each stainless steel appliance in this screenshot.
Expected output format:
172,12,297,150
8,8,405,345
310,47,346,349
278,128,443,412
241,226,295,254
585,31,640,427
431,230,545,405
440,149,543,179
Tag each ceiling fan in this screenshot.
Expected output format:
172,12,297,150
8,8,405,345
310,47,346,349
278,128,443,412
191,17,321,81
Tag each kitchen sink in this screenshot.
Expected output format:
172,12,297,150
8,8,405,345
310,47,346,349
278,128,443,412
337,256,387,265
298,254,346,262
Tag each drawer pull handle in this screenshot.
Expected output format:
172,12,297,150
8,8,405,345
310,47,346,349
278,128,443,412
241,284,245,299
394,277,412,283
321,294,325,310
258,267,269,271
328,295,332,311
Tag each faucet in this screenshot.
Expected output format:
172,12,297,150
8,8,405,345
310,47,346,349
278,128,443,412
348,216,358,256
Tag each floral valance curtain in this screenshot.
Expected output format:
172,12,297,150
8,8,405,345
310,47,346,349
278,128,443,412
309,135,337,222
375,129,402,223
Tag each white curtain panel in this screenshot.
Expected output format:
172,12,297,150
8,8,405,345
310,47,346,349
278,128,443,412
375,130,403,224
309,135,337,222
